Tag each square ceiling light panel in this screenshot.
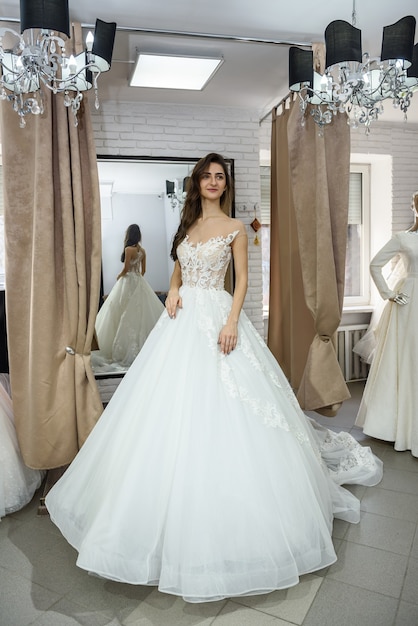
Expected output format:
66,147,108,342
129,53,224,90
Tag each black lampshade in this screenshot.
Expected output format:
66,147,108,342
92,19,117,69
20,0,70,37
166,180,175,195
407,43,418,78
381,15,416,65
289,47,313,91
325,20,362,69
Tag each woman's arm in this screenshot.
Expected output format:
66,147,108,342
141,248,147,276
218,226,248,354
165,260,183,318
117,247,134,280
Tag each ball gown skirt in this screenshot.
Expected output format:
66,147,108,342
0,380,44,519
46,285,382,603
95,271,164,367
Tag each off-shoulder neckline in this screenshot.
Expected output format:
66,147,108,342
184,230,240,247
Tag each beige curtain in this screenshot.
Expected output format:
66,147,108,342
269,98,351,415
268,101,315,389
288,102,351,414
1,24,103,469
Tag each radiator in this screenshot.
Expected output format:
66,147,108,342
336,324,369,382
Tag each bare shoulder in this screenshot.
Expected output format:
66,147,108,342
125,245,137,259
228,218,247,238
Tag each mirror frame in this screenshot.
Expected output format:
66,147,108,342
94,155,236,379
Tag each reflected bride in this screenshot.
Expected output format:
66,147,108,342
93,223,164,369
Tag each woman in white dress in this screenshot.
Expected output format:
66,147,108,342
0,375,44,519
95,224,164,367
46,153,382,603
356,192,418,457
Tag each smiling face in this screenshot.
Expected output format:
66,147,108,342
199,162,227,202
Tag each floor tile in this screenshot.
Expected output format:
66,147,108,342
401,557,418,605
395,600,418,626
379,467,418,495
213,601,289,625
360,487,418,522
327,541,408,598
303,578,397,626
345,511,416,555
380,447,418,473
233,574,323,624
0,567,61,626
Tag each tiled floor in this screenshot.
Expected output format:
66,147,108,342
1,381,418,626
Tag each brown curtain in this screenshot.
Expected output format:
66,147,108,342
288,102,350,414
268,101,315,389
269,98,351,415
1,24,103,470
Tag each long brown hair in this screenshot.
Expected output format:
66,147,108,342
121,224,141,262
170,153,233,260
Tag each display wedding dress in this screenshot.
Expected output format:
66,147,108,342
47,231,382,603
356,231,418,456
0,376,44,519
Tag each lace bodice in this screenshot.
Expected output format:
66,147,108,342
128,248,144,274
177,231,239,290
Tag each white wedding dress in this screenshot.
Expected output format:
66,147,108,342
0,376,44,519
95,248,164,367
46,231,382,603
356,231,418,456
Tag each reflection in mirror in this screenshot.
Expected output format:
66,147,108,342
91,156,234,379
94,223,165,372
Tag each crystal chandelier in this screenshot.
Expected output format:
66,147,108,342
288,5,418,135
165,178,190,211
0,0,116,127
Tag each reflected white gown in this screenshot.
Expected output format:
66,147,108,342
95,249,164,366
46,231,382,603
356,232,418,456
0,376,44,519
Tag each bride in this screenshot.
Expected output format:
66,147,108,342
46,152,382,603
94,223,164,367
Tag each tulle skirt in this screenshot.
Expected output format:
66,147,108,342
47,285,382,602
95,271,164,366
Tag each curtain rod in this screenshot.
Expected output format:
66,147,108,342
0,16,313,49
259,92,296,125
0,15,310,125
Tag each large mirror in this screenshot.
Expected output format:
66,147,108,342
92,156,235,378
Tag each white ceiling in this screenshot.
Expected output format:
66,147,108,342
1,0,418,122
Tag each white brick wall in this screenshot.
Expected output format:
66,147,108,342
91,101,264,334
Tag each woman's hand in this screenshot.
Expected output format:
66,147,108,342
165,290,182,319
218,321,238,355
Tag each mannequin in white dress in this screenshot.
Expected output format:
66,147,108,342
356,192,418,456
46,153,382,603
95,224,164,366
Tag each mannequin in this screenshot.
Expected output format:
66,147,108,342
355,191,418,456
